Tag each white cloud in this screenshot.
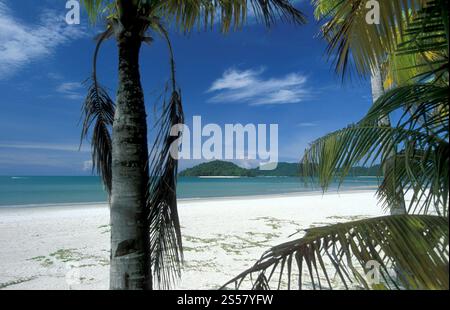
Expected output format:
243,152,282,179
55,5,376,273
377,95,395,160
57,82,84,100
297,122,318,127
0,1,86,79
0,142,89,152
0,141,92,173
207,68,311,105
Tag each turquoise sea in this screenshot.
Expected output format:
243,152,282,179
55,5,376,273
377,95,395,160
0,176,381,207
0,176,379,207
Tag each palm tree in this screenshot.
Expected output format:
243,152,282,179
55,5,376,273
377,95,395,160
79,0,306,290
313,0,415,214
222,0,449,290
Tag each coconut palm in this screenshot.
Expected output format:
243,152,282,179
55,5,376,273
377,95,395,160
222,0,449,290
79,0,306,290
312,0,425,214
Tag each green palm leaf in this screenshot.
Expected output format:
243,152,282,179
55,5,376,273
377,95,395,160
222,215,449,290
313,0,431,76
364,84,448,129
378,147,449,216
301,80,449,216
82,0,306,31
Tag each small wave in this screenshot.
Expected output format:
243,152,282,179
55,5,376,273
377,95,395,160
11,177,29,180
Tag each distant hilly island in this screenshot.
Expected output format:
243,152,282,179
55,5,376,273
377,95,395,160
179,160,381,177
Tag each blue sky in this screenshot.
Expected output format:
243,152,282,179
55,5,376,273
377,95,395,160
0,0,373,175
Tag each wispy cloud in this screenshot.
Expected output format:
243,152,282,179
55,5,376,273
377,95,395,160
207,67,311,105
57,82,84,100
0,1,86,79
0,142,89,152
297,122,318,127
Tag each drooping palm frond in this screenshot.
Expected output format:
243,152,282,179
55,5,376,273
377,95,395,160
313,0,429,77
301,111,444,178
397,0,449,56
365,84,448,215
147,25,184,290
383,0,449,88
300,55,449,210
83,0,306,32
80,28,115,194
301,98,448,216
378,146,449,216
81,80,114,194
247,0,307,27
147,90,184,289
158,0,306,32
364,84,448,127
221,215,449,290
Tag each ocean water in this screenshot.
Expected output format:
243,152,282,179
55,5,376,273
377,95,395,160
0,176,381,207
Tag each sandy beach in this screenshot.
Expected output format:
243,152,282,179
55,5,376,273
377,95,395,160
0,191,386,290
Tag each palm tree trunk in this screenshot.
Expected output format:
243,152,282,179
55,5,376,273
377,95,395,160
370,65,407,215
110,30,151,290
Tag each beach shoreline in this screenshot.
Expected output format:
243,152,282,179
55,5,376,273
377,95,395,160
0,191,386,290
0,187,379,209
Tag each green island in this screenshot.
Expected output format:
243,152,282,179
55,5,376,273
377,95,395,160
179,160,381,177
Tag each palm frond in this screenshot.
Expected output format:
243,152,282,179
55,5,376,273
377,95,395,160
80,28,115,194
249,0,307,27
313,0,429,77
378,145,449,216
158,0,306,32
148,90,184,289
383,0,449,87
147,26,184,289
397,0,449,56
81,0,117,23
365,84,448,134
302,80,449,215
302,124,438,182
222,215,449,290
82,0,306,36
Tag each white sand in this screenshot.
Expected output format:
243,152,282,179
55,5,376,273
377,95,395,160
0,191,386,290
